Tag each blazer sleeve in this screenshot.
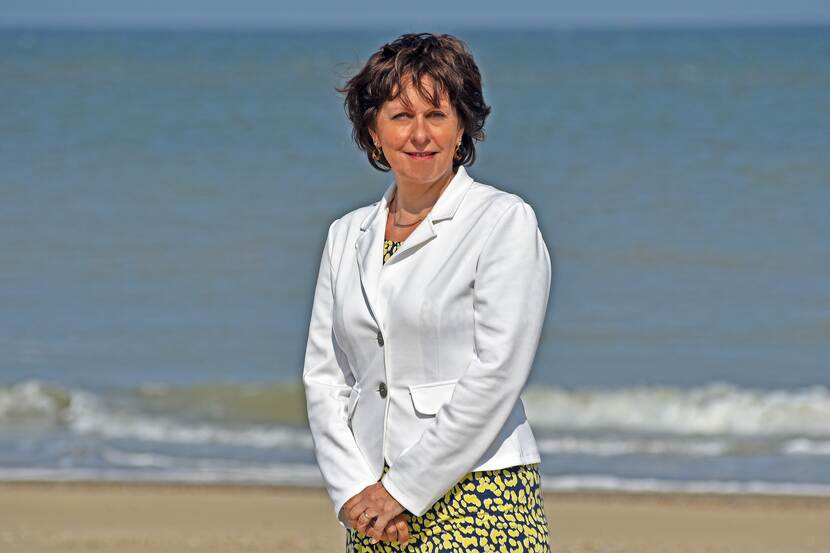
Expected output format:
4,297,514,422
302,218,379,528
380,200,552,516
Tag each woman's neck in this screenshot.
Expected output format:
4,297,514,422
391,167,457,220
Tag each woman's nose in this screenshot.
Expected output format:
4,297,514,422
410,115,430,144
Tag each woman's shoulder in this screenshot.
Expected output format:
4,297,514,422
319,200,380,256
327,201,377,236
465,178,537,223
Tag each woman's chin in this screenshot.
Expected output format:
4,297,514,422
392,159,451,183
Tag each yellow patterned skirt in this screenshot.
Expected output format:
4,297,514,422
346,462,551,552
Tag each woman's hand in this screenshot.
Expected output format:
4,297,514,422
343,482,410,544
380,513,411,545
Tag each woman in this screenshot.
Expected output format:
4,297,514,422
302,32,552,552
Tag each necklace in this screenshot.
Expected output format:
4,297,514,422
390,193,426,228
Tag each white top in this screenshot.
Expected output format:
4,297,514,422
302,165,552,526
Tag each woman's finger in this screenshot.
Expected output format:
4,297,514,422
348,502,373,530
395,518,410,544
354,510,375,536
367,511,396,543
384,521,398,544
347,501,366,525
352,513,368,533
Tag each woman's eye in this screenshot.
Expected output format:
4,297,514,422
392,112,445,119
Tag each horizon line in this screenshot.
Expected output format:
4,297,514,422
1,16,829,33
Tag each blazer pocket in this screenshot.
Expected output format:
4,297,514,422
408,378,459,417
346,387,360,425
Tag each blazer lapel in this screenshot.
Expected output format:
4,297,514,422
354,177,394,327
354,165,474,328
385,165,474,266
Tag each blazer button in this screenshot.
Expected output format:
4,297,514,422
378,382,387,398
376,331,384,347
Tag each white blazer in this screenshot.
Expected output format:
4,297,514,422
302,165,552,527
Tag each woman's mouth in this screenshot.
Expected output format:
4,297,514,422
406,152,437,160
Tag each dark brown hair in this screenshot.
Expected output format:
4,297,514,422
337,32,492,172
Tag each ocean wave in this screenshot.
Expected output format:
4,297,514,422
536,435,730,456
65,389,313,448
0,379,71,422
2,379,830,451
0,380,312,448
524,381,830,436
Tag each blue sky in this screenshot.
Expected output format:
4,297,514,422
1,0,829,28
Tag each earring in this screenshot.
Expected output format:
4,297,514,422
372,143,382,162
453,140,463,161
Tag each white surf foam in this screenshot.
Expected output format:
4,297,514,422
523,381,830,436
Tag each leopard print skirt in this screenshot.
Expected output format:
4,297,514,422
346,462,551,552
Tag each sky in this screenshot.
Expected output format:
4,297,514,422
1,0,829,29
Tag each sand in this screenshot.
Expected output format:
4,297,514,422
1,481,829,552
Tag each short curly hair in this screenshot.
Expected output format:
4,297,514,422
336,32,492,172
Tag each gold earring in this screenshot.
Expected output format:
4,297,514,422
371,143,382,162
453,140,463,161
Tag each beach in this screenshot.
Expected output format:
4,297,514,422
2,25,830,553
3,482,829,552
3,27,830,517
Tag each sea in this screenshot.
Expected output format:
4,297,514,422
1,25,829,497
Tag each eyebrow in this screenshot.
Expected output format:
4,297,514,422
386,95,447,110
387,103,446,112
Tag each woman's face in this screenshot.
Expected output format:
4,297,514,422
369,74,464,188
